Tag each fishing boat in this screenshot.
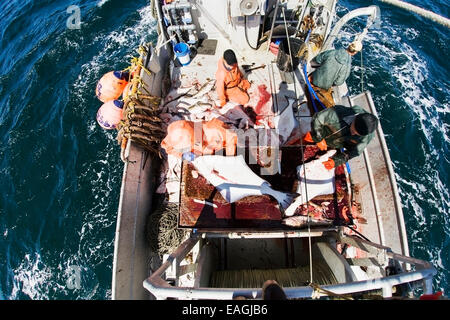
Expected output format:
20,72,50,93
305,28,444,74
105,0,438,300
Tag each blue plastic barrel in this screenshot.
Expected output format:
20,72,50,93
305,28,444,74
174,42,191,66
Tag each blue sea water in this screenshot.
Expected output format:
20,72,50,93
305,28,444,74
0,0,448,299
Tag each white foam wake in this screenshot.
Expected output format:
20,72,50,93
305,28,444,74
72,5,157,112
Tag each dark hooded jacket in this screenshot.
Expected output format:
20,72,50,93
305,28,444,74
311,49,352,90
310,105,375,167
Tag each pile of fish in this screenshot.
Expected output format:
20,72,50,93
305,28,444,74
191,155,297,209
284,150,337,216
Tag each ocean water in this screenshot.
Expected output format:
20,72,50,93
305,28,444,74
0,0,448,299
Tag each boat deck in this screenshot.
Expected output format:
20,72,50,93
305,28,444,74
169,36,360,232
338,92,409,256
169,36,310,127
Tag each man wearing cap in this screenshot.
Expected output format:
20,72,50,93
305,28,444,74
303,104,379,170
215,49,251,107
308,40,363,108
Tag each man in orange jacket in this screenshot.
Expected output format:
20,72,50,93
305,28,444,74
215,49,251,107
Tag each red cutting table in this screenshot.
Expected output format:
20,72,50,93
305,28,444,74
178,145,351,230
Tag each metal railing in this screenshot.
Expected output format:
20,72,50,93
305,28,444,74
143,232,436,300
321,6,380,53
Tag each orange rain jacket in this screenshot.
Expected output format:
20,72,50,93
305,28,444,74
215,58,250,106
161,119,237,158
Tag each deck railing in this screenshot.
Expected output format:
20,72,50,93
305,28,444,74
142,232,436,300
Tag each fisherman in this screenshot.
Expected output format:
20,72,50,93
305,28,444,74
308,40,363,108
215,49,251,107
233,280,287,300
304,104,378,170
262,280,287,300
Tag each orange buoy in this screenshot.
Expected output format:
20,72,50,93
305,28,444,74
96,100,124,129
122,82,133,101
95,71,129,102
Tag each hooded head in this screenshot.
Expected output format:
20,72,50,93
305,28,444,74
353,113,378,136
347,40,363,54
223,49,237,66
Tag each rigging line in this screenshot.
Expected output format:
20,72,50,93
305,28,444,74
282,8,299,108
297,100,313,284
282,9,313,284
296,0,310,32
266,0,280,53
344,225,372,243
267,62,278,114
360,49,364,93
282,7,294,75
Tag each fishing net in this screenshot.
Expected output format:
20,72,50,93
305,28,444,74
147,201,189,258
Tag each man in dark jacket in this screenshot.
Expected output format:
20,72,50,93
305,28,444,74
308,40,362,108
304,104,378,169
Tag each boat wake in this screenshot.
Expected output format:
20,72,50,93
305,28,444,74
0,0,448,299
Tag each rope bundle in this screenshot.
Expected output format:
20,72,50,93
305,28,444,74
116,46,165,156
147,202,189,258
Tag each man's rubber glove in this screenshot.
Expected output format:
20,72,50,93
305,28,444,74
217,99,227,107
269,41,280,55
316,139,328,151
303,131,314,143
182,152,196,162
322,158,335,170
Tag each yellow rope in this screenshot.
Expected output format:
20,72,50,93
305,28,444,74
122,54,151,78
117,45,163,157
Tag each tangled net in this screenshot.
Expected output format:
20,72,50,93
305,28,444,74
147,202,189,258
